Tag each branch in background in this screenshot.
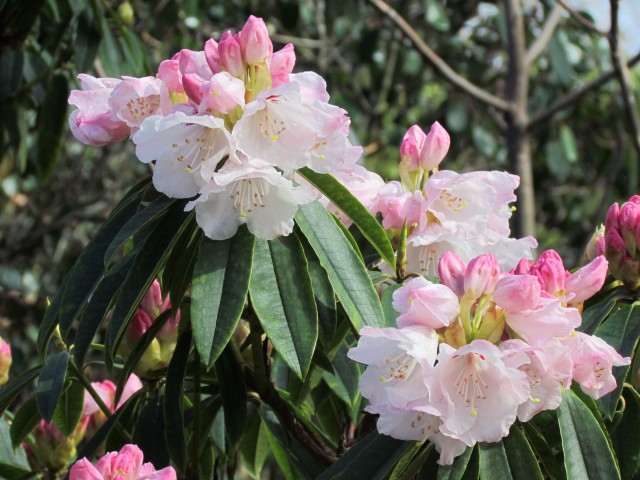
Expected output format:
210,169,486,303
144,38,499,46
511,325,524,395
608,0,640,163
525,3,564,66
528,51,640,129
555,0,606,36
366,0,510,111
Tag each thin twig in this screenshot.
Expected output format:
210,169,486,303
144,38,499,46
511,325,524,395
367,0,509,111
525,3,564,66
608,0,640,163
555,0,607,36
528,51,640,129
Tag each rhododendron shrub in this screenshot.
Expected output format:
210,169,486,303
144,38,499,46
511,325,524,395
2,14,639,480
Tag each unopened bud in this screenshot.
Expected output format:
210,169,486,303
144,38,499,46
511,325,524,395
463,254,500,297
239,15,272,66
219,31,245,78
0,336,11,386
419,121,450,170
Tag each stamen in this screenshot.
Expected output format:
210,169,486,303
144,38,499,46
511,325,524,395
454,354,489,416
230,178,267,216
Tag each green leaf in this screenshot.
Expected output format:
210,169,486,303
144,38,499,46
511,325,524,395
58,189,142,338
382,283,402,327
595,302,640,417
108,202,189,356
296,202,385,331
191,226,255,366
250,236,318,379
579,297,617,334
558,389,620,480
214,346,247,446
52,380,85,437
298,167,395,269
163,218,200,316
478,426,543,479
523,421,566,479
0,366,41,417
317,431,409,480
322,342,360,420
74,6,102,71
36,351,69,422
611,387,640,480
133,394,171,468
36,73,69,181
239,404,271,479
436,445,474,480
104,195,175,266
164,330,191,474
10,397,41,449
0,418,30,478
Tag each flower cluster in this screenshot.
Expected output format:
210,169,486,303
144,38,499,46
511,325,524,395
70,444,176,480
368,123,537,276
68,16,368,240
25,375,142,471
349,249,628,465
0,336,11,386
604,195,640,290
118,280,180,375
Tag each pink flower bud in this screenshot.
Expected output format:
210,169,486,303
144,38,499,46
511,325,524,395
0,336,11,386
393,276,460,329
438,251,466,297
157,57,184,93
199,72,246,114
131,308,153,341
619,201,640,255
512,258,532,275
529,250,566,295
399,125,426,170
463,254,500,296
419,121,450,170
270,43,295,73
239,15,273,65
140,280,170,319
584,224,605,262
605,202,620,232
494,275,541,311
219,31,245,77
182,73,204,104
565,255,608,303
204,38,220,73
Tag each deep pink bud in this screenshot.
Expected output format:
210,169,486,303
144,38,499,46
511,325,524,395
438,251,466,297
419,121,450,170
512,258,532,275
605,226,627,263
204,38,220,73
565,256,608,303
239,15,272,65
605,202,620,232
619,201,640,254
157,58,184,93
463,254,500,296
0,336,11,386
400,125,426,170
530,250,566,294
270,43,295,73
141,280,170,319
182,73,204,104
494,274,541,311
219,31,244,77
131,309,153,341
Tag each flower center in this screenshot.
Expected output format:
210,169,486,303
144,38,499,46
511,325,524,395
173,128,220,174
258,110,286,142
440,190,468,212
229,178,266,217
126,95,160,121
379,352,416,382
454,353,489,416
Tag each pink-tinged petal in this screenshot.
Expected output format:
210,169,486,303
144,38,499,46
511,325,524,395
0,336,11,386
239,15,273,65
70,458,104,480
139,467,178,480
400,125,426,170
131,309,153,342
219,31,244,77
289,71,330,104
463,254,500,297
438,252,467,298
419,121,450,170
204,38,220,73
269,43,295,73
157,58,184,94
605,202,620,232
83,380,116,417
529,250,567,295
494,275,541,312
117,374,143,409
140,280,169,319
565,256,608,303
504,297,580,346
182,73,204,104
393,276,460,329
512,258,531,275
199,72,245,114
109,76,171,128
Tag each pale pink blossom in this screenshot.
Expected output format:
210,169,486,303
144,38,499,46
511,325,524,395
562,332,630,399
269,43,295,86
326,165,385,227
157,55,184,94
420,340,530,446
400,125,426,170
565,256,608,303
463,254,500,298
69,444,176,480
500,339,573,421
347,326,439,408
392,276,460,329
419,121,450,170
239,15,273,65
528,250,567,296
68,74,129,146
198,72,245,114
375,182,425,230
204,38,221,73
0,336,10,386
493,274,541,312
108,76,171,128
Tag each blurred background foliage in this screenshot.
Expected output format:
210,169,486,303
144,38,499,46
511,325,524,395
1,0,639,372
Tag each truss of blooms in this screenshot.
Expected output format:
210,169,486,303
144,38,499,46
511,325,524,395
68,16,370,240
349,249,629,465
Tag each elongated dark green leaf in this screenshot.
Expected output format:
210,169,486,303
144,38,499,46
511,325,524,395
579,298,617,335
36,73,69,181
250,236,318,379
162,217,199,316
391,444,434,480
191,226,255,366
558,389,620,480
435,445,474,480
74,6,101,71
59,190,142,338
52,380,85,437
298,167,395,269
133,395,170,468
523,421,565,479
215,346,247,446
10,397,41,449
73,250,137,365
108,202,189,356
478,426,543,479
317,431,408,480
611,387,640,480
595,302,640,417
323,342,360,420
37,274,66,359
382,283,402,327
36,351,69,422
239,404,271,479
0,366,41,416
296,202,385,330
164,330,191,474
332,216,364,264
0,418,30,479
104,196,175,266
